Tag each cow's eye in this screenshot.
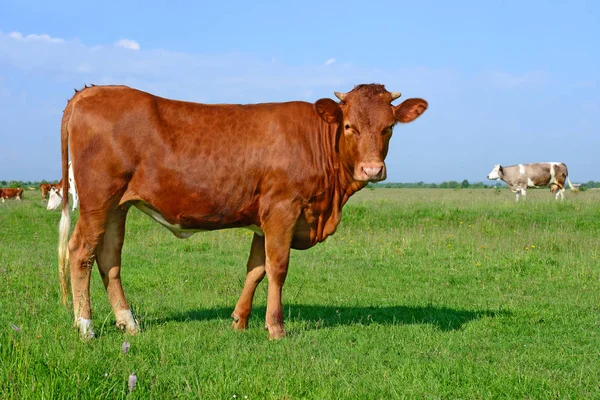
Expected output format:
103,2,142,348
345,124,350,130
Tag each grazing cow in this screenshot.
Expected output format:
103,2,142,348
40,183,53,201
487,162,576,201
57,84,428,339
46,162,78,211
1,187,23,202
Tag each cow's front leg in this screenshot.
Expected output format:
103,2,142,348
232,233,266,330
262,206,296,339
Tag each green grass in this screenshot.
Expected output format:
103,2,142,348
1,188,600,399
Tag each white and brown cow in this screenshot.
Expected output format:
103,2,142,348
487,162,576,201
46,162,78,211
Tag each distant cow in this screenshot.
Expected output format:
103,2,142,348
1,188,23,202
487,162,576,201
40,183,53,200
57,83,428,339
45,162,78,210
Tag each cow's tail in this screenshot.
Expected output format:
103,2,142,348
567,176,578,192
58,99,74,307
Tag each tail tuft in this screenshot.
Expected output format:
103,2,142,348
58,207,71,306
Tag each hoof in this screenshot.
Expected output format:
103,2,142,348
231,313,248,331
266,325,286,340
115,309,140,335
75,317,95,340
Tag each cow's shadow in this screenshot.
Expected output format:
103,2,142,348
149,304,505,332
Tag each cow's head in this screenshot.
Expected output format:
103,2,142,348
47,187,62,210
487,164,503,180
315,84,427,182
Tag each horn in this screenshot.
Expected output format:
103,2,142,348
390,92,401,101
334,91,347,101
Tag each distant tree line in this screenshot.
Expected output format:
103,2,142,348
368,180,600,190
0,179,58,188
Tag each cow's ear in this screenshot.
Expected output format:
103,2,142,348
315,98,342,124
393,98,428,123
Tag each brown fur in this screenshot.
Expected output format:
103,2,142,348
58,84,427,338
0,188,23,200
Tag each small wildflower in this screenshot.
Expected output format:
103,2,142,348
104,372,108,377
460,221,464,224
531,245,535,249
122,341,131,354
10,323,21,334
233,395,237,399
128,372,137,393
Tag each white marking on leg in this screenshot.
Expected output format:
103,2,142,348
527,178,535,187
115,309,139,334
76,317,95,339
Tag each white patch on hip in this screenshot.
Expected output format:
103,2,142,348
549,163,557,185
519,164,525,175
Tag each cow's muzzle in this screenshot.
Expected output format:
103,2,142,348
355,161,386,182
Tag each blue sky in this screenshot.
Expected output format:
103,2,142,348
1,0,598,183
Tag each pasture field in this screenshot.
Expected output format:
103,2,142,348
1,188,600,399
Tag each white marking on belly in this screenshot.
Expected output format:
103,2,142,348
135,202,262,238
247,224,264,236
135,202,206,239
519,164,525,174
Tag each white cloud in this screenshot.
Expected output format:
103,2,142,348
8,31,64,43
0,30,452,104
115,39,140,50
324,58,336,66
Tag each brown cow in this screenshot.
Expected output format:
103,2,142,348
57,84,428,339
1,187,23,202
40,183,53,200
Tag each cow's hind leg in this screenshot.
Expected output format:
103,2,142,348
69,215,105,339
96,208,139,334
232,233,266,330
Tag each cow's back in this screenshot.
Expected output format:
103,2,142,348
67,86,337,228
